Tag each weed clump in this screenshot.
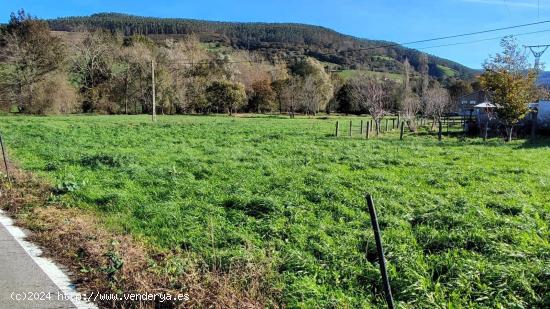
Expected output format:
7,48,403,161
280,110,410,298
223,196,280,218
80,154,131,169
487,201,523,216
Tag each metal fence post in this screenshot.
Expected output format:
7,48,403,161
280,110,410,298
365,194,395,309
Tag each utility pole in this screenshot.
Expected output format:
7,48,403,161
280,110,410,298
151,59,156,122
524,45,550,70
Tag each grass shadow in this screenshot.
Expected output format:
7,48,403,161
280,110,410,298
517,137,550,149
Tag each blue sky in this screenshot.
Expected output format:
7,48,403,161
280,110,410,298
2,0,550,69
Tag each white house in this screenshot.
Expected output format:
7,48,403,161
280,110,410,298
457,91,488,117
535,100,550,129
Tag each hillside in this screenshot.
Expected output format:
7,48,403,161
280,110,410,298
537,71,550,86
46,13,476,80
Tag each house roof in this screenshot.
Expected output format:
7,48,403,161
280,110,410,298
474,102,500,108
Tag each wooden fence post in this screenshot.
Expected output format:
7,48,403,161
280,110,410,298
349,120,353,137
360,120,364,135
335,121,339,137
399,121,404,140
366,122,370,139
0,133,11,185
365,194,395,309
370,119,373,133
438,121,443,141
385,118,388,132
392,118,395,130
152,59,157,122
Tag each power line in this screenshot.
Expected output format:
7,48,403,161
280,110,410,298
289,19,550,61
352,19,550,52
418,29,550,50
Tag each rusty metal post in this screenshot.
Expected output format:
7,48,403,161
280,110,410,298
365,194,395,309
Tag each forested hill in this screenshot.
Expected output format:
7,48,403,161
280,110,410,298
46,13,476,80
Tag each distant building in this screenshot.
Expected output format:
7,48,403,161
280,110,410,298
457,91,496,128
458,93,550,131
530,100,550,130
457,91,489,117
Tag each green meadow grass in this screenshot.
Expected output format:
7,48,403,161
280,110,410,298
338,69,403,82
436,65,458,78
0,115,549,307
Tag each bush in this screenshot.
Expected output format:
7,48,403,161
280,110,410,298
31,72,79,114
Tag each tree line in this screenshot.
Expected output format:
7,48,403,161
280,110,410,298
0,11,460,119
1,10,542,142
46,12,476,79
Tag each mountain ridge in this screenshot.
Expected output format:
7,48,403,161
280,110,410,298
46,12,477,80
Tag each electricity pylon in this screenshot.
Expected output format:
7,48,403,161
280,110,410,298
524,45,550,70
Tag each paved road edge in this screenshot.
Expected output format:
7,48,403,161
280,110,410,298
0,209,98,309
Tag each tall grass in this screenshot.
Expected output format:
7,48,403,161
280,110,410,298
0,115,548,307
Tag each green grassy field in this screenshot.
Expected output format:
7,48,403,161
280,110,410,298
436,64,458,78
0,115,549,307
338,69,403,82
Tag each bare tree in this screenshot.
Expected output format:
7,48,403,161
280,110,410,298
70,30,117,112
350,74,390,134
398,58,422,132
419,53,430,97
402,94,422,132
301,74,332,116
402,58,412,103
424,84,451,130
278,77,302,118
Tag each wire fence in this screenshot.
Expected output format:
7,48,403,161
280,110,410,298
334,115,467,140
